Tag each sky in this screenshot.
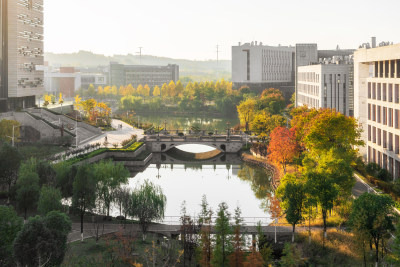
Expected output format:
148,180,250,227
44,0,400,60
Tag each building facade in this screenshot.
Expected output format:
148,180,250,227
232,42,295,99
44,66,81,97
0,0,44,112
297,59,353,116
109,62,179,88
354,43,400,179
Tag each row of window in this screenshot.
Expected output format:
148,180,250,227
298,72,320,83
297,95,319,108
368,125,400,154
373,60,400,79
298,83,320,96
368,146,400,179
368,82,400,102
368,104,400,128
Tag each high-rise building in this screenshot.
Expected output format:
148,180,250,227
0,0,44,112
297,57,353,116
109,62,179,88
354,42,400,179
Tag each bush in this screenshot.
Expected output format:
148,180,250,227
377,168,392,182
365,162,380,177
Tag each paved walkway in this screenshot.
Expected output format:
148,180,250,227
80,119,144,147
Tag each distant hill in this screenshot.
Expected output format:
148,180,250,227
44,51,232,81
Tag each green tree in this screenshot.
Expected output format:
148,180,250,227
94,160,129,217
54,162,77,198
276,174,306,242
0,119,20,143
0,143,22,202
129,180,166,241
37,186,63,215
13,212,71,267
257,222,273,266
280,242,302,267
250,113,286,141
212,202,232,267
43,211,72,266
305,171,339,238
0,205,23,267
72,164,97,242
16,171,40,220
349,193,395,267
198,195,213,267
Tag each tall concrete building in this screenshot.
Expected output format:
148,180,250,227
354,42,400,179
0,0,44,112
297,58,353,116
232,42,354,101
109,62,179,88
232,42,295,99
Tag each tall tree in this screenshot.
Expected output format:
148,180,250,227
237,98,257,132
94,160,129,217
228,206,245,267
16,171,40,220
251,113,286,141
0,143,22,202
276,174,306,242
349,193,395,267
72,164,97,241
180,201,197,266
0,205,23,267
268,127,299,174
129,180,166,241
198,195,213,267
212,202,232,267
37,186,63,215
305,171,339,238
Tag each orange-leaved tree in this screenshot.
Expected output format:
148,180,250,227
268,127,299,174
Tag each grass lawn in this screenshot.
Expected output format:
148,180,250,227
62,231,183,267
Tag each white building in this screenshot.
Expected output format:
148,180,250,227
297,58,353,116
354,42,400,179
232,42,295,98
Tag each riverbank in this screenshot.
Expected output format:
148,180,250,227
241,151,281,189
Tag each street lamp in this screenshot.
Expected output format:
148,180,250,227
7,125,20,147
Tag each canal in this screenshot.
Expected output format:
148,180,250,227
122,144,274,224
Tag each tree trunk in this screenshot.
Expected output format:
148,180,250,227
322,209,327,238
292,224,296,243
81,211,84,242
375,239,379,267
24,207,27,220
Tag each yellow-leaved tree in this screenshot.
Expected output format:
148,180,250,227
143,84,150,97
153,85,161,97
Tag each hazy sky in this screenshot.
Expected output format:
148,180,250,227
44,0,400,60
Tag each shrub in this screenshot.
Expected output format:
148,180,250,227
377,168,392,182
365,162,380,177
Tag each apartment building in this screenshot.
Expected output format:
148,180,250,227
354,43,400,179
0,0,44,112
297,57,353,116
109,62,179,88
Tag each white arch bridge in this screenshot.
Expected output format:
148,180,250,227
144,131,247,153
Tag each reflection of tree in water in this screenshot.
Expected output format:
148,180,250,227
238,163,273,200
138,114,239,131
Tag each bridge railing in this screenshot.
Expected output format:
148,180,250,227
159,215,272,226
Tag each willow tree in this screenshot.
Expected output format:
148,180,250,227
129,180,166,241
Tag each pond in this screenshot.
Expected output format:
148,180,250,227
135,113,240,132
123,145,274,225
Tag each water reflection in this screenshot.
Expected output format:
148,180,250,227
126,162,273,220
136,113,239,131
